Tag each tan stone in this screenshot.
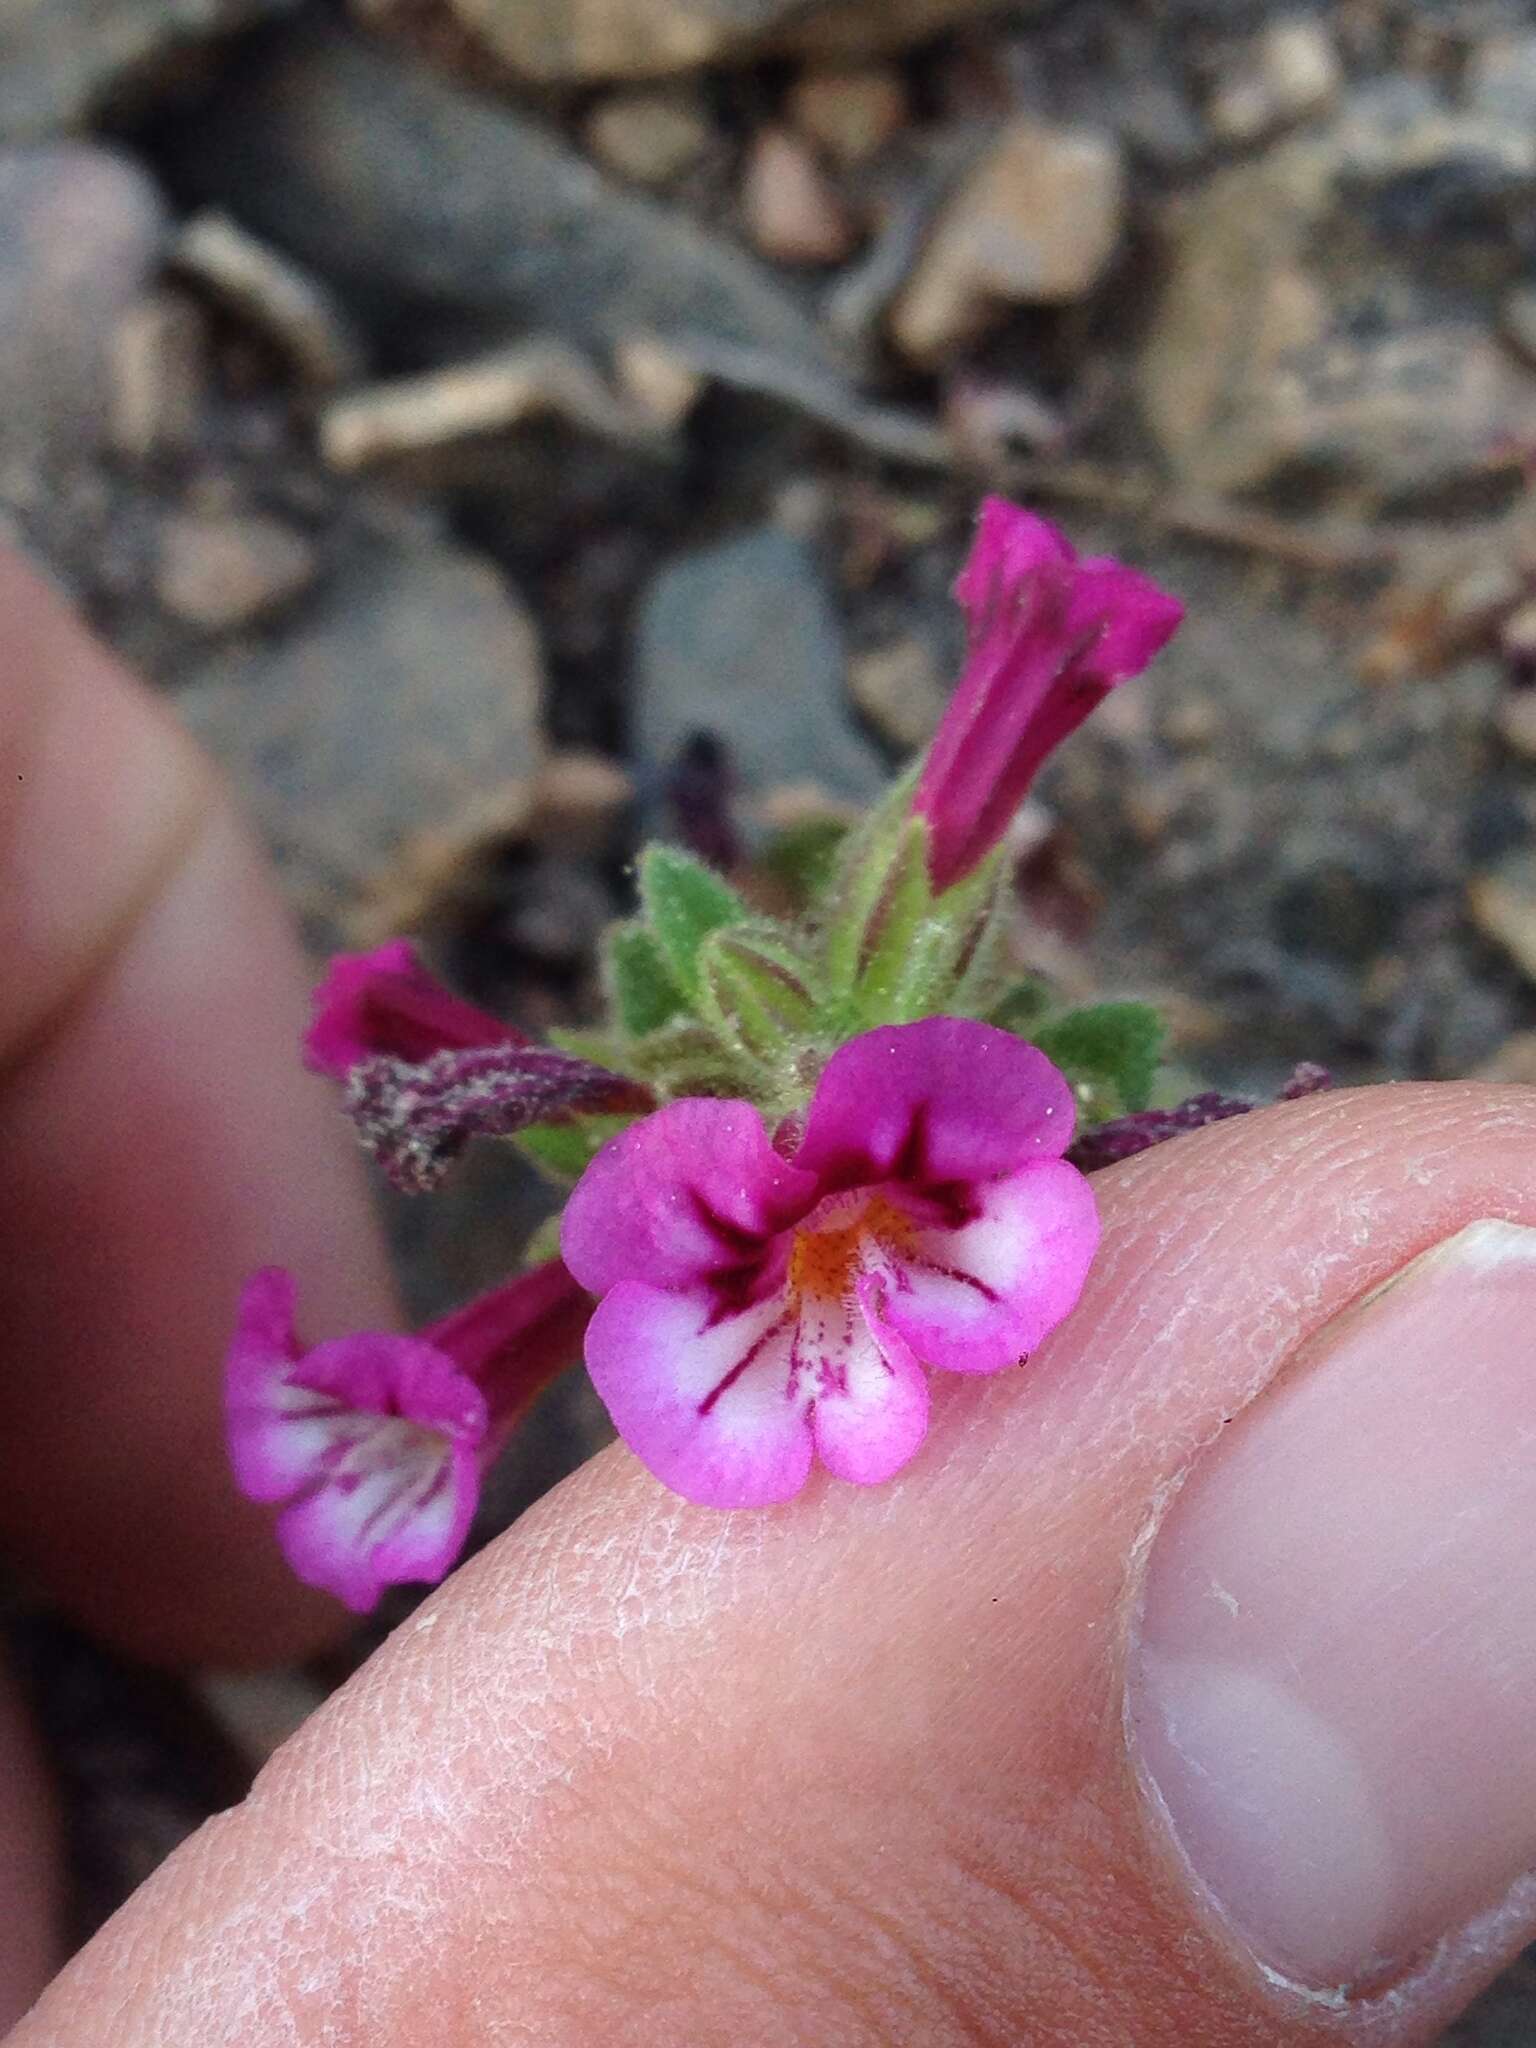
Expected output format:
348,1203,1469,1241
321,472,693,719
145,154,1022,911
848,637,948,751
1207,17,1342,145
584,88,713,184
787,64,906,166
891,118,1124,366
353,0,1016,83
528,750,635,855
107,289,207,461
742,126,858,267
1469,853,1536,980
155,508,316,632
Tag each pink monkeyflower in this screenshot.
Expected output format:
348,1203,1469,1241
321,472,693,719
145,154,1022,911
304,939,529,1080
561,1017,1098,1508
227,1259,590,1612
914,498,1184,892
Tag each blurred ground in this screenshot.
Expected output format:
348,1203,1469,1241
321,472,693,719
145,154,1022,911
4,0,1536,2035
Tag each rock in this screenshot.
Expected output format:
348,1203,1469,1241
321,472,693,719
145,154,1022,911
742,126,858,267
635,528,884,824
1469,852,1536,981
848,637,949,752
1140,92,1536,500
107,289,208,461
0,0,299,142
527,751,634,856
787,64,907,166
1473,1029,1536,1084
351,0,1015,85
890,119,1125,366
1206,16,1343,145
0,145,165,473
175,520,546,939
1495,686,1536,758
154,507,317,631
171,22,845,382
1465,32,1536,130
320,342,668,480
584,88,713,185
170,211,366,391
613,335,704,428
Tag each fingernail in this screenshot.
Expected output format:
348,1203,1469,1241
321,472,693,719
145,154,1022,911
1129,1219,1536,1993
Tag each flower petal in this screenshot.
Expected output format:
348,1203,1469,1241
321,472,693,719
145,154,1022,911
305,940,523,1079
562,1098,818,1298
584,1282,813,1508
876,1158,1099,1374
225,1266,309,1503
276,1432,480,1615
810,1274,930,1485
794,1017,1076,1189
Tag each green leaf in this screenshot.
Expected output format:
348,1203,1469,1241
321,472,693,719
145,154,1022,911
984,977,1055,1036
849,823,936,1026
605,921,687,1038
621,1017,766,1099
515,1113,636,1186
1028,1001,1166,1118
638,846,749,1005
820,807,932,1006
699,923,822,1064
760,816,849,905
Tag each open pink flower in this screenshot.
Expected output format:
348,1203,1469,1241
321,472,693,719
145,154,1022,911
562,1017,1098,1508
914,498,1184,892
227,1259,590,1611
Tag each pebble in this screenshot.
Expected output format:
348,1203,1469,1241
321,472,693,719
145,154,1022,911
848,637,949,752
0,0,297,141
0,144,165,469
787,64,907,166
891,118,1124,366
635,526,885,825
1207,17,1343,146
1469,852,1536,982
350,0,1021,84
170,210,366,391
107,290,208,462
155,507,317,632
527,751,635,856
584,89,713,186
742,126,859,267
320,343,665,478
175,520,546,939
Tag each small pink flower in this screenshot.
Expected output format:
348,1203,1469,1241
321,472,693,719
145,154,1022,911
561,1017,1098,1508
227,1259,589,1611
915,498,1184,892
305,940,528,1080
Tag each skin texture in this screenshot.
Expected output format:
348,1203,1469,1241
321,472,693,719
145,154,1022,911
4,546,1536,2045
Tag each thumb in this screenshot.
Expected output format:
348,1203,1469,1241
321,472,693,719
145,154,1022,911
12,1082,1536,2046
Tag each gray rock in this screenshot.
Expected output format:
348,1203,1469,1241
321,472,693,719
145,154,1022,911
175,518,546,939
170,22,844,380
0,0,298,142
634,527,883,818
352,0,1017,84
0,145,165,475
1140,90,1536,502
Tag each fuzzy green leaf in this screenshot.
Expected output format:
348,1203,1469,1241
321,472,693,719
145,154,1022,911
699,923,822,1064
985,977,1054,1036
606,921,687,1038
1028,1001,1166,1118
638,846,750,1004
761,816,849,906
